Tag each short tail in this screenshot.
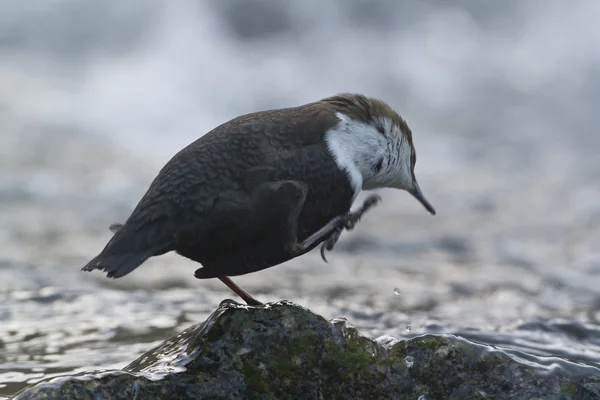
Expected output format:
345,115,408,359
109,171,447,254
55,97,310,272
81,247,163,278
81,221,173,278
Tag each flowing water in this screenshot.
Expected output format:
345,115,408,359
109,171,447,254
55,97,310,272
2,0,600,397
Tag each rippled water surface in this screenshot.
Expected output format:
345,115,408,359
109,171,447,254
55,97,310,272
2,0,600,397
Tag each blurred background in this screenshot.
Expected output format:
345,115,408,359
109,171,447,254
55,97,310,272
1,0,600,397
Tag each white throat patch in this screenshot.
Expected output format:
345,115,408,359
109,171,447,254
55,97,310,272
324,112,389,201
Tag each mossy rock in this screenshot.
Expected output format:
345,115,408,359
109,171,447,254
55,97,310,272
13,300,600,399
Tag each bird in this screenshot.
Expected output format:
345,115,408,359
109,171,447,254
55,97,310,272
81,93,436,306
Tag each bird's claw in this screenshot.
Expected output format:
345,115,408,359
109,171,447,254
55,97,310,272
320,242,328,263
320,228,342,263
319,194,383,263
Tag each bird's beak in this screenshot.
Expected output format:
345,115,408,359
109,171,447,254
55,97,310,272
410,180,436,215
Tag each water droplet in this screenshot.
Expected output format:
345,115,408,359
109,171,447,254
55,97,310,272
405,325,411,332
404,355,414,368
393,288,400,295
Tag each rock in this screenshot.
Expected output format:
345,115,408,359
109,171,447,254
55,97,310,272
13,300,600,399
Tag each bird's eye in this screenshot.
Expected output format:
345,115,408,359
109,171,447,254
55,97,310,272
376,125,385,135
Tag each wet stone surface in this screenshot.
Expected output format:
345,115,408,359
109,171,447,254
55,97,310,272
13,301,600,399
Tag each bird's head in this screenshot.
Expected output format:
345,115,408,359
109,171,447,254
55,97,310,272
321,93,436,215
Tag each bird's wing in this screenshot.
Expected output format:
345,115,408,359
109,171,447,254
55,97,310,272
125,103,341,224
91,104,342,254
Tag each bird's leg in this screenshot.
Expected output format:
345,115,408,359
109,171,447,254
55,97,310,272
295,194,382,262
196,184,379,305
218,276,263,306
248,182,380,263
320,193,382,261
209,180,311,307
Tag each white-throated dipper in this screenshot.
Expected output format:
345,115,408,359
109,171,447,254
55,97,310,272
82,93,436,306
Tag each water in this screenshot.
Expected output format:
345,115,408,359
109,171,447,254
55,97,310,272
2,0,600,397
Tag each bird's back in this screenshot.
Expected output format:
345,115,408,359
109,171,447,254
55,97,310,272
82,102,350,278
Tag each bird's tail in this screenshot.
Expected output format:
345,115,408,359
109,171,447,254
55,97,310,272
81,222,173,278
81,249,160,278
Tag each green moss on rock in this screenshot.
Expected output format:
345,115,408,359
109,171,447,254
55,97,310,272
561,382,579,396
13,300,600,400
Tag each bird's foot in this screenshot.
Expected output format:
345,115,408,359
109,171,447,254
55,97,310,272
217,276,263,306
241,296,264,306
320,229,342,262
320,194,382,262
